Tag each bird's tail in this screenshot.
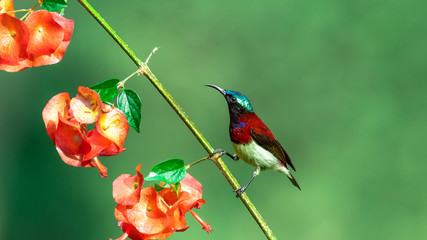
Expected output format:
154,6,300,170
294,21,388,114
287,172,301,190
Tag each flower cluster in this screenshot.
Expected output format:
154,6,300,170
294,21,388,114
0,0,74,72
112,165,212,240
42,86,129,177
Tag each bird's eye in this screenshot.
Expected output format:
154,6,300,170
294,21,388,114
230,97,237,103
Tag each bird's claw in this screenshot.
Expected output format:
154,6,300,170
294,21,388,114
210,149,239,162
233,187,246,198
231,154,239,161
209,149,226,160
212,148,226,156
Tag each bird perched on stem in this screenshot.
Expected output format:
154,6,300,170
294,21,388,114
206,84,300,197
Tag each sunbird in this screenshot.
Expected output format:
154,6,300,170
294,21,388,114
206,84,300,197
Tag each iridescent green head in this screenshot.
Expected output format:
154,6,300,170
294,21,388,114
205,84,254,114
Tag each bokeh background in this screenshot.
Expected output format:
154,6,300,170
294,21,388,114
1,0,426,239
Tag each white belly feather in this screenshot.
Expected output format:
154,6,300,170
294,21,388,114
231,140,290,175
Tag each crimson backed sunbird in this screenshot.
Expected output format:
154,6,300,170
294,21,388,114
206,84,300,197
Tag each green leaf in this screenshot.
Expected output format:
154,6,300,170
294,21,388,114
154,183,166,192
42,0,68,12
117,89,142,133
90,79,120,102
145,159,187,184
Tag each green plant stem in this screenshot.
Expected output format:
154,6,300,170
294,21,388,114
119,69,140,89
185,157,209,170
76,1,277,239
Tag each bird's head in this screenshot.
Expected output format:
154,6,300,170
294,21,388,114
205,84,254,114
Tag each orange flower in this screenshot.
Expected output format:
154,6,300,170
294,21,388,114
0,9,74,72
112,172,212,240
25,10,64,56
42,86,129,177
26,10,74,67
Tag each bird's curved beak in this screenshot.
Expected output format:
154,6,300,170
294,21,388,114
205,84,226,96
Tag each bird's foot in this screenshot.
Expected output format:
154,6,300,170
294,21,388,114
230,154,239,161
209,149,226,161
233,186,247,198
210,149,239,161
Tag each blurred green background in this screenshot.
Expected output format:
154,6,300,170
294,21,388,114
1,0,426,239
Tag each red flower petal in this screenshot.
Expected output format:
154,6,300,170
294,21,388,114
117,222,175,240
98,142,126,156
159,188,203,232
70,86,102,124
84,128,111,160
42,92,71,143
50,12,73,41
0,0,15,17
117,223,143,240
178,174,203,212
181,173,202,196
32,41,69,67
143,226,175,240
113,164,144,205
167,192,190,231
158,174,205,216
158,189,196,231
121,187,169,235
159,187,179,206
96,106,129,149
114,204,128,223
25,10,64,55
55,114,91,156
56,145,92,167
0,58,31,72
0,13,29,65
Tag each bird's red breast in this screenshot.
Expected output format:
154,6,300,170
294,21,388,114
229,113,276,144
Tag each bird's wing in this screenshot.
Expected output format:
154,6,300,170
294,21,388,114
250,128,296,171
